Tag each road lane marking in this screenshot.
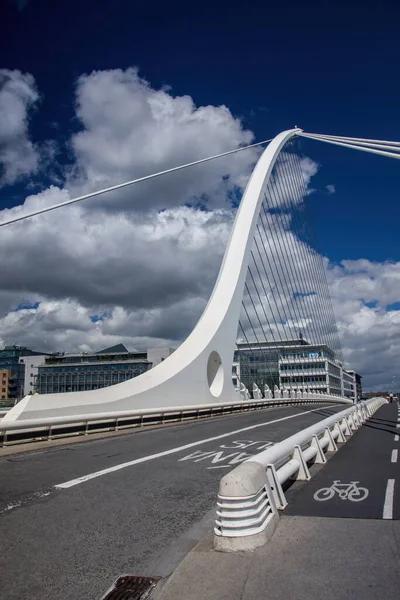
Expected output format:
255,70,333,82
383,479,395,519
178,439,274,469
391,449,398,463
55,405,334,489
395,434,399,442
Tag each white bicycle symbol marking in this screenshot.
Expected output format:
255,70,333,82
313,480,369,502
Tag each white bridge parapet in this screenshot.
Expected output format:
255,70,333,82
214,397,387,552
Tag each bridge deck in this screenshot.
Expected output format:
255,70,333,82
0,404,343,600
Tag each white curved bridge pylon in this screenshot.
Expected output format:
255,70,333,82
3,128,340,423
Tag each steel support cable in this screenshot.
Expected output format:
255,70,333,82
270,148,327,390
249,248,280,342
236,320,275,393
246,215,290,344
253,223,288,343
296,132,400,361
264,166,313,372
243,192,296,394
247,254,286,391
284,146,335,352
248,242,287,391
252,220,293,392
257,194,304,393
254,215,294,341
289,148,343,361
268,148,326,350
251,238,287,346
289,150,339,358
240,293,279,392
254,218,294,387
284,141,332,349
312,138,400,154
244,267,282,391
285,159,332,357
286,142,335,352
249,228,295,346
271,146,331,387
236,322,269,393
244,279,271,345
247,266,278,344
289,148,343,360
301,132,400,149
236,320,280,395
263,170,308,391
299,133,400,161
283,145,337,393
238,305,280,393
261,175,305,344
259,195,299,344
257,196,299,342
267,167,310,338
0,137,274,229
236,322,252,392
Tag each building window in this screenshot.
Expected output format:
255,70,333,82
1,388,5,393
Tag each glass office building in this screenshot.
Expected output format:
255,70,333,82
36,344,152,394
0,345,48,401
235,339,348,397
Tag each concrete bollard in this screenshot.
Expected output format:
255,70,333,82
252,383,263,400
214,461,279,552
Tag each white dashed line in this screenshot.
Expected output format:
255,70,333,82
391,449,398,463
395,435,399,442
383,479,395,519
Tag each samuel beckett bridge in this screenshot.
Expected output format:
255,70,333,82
0,129,399,600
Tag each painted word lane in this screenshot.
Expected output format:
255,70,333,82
179,439,274,469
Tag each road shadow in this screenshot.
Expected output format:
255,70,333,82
294,405,344,419
362,419,399,436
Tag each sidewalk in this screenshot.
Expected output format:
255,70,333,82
154,515,400,600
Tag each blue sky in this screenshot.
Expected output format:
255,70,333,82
0,0,399,390
2,0,399,263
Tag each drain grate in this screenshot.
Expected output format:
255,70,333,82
100,575,160,600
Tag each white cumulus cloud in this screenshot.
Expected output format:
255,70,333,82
0,67,398,392
0,69,40,186
67,67,259,212
329,259,400,390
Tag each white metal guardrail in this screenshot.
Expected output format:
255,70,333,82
0,393,350,446
214,397,387,552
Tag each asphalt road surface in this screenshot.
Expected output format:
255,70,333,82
0,403,344,600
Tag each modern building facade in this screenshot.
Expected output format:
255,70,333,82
234,339,358,400
35,344,175,395
345,370,362,401
232,361,241,391
0,345,49,401
342,369,356,401
0,369,12,401
19,355,50,398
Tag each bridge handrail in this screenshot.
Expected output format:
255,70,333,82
0,394,350,445
214,397,387,552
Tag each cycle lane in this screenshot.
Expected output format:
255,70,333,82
285,402,400,519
